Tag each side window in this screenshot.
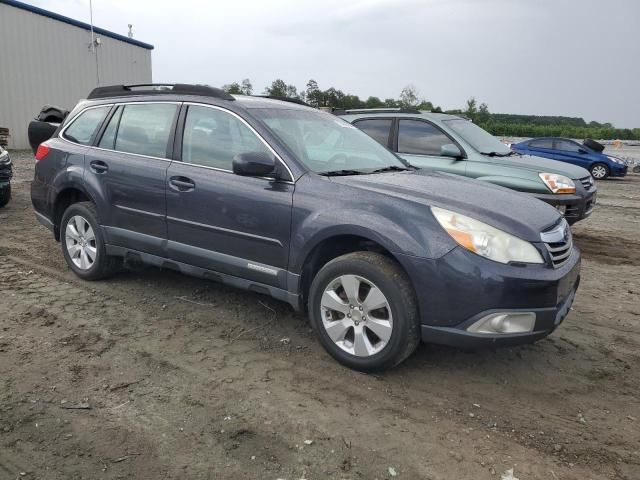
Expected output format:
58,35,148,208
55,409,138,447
98,106,122,149
63,106,110,145
529,139,554,149
555,140,582,152
181,105,270,170
353,119,393,147
114,104,177,158
398,120,452,156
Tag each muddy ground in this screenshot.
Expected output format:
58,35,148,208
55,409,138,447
0,151,638,480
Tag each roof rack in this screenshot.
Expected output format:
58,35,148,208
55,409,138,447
334,108,422,115
255,95,312,107
87,84,235,101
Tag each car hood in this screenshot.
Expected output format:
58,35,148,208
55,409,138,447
506,153,590,179
330,170,561,242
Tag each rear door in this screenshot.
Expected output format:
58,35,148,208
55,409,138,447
394,119,466,174
165,103,294,289
553,139,590,168
526,138,558,160
85,102,179,257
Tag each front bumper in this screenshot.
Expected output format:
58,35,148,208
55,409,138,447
533,190,596,225
610,164,628,177
395,244,581,348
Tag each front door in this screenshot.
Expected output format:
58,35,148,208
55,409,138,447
85,102,179,257
394,119,467,175
165,104,294,289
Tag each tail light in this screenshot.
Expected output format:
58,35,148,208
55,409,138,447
35,143,50,161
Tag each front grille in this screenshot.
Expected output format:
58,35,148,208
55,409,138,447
541,220,573,268
579,176,594,190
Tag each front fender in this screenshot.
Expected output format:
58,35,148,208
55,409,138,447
474,175,545,195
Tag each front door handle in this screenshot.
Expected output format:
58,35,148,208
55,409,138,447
169,176,195,191
89,160,108,174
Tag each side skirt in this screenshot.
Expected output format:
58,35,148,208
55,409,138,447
105,244,303,312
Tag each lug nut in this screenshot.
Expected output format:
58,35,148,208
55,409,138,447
347,313,351,318
359,306,363,311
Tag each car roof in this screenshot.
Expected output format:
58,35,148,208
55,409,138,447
338,111,463,122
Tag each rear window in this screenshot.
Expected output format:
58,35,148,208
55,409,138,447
63,106,110,145
353,119,393,147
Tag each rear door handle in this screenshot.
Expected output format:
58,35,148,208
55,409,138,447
169,176,195,191
89,160,108,174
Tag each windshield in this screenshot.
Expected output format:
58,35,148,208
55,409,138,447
443,119,511,156
252,108,407,174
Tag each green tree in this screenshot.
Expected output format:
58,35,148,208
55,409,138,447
264,79,289,97
365,96,383,108
240,78,253,95
476,102,490,123
400,84,420,108
222,82,243,94
305,79,322,107
465,97,478,119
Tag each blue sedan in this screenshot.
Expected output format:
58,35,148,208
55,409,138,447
511,137,628,180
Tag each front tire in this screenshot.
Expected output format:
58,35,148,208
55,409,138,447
308,252,420,371
0,184,10,208
590,163,609,180
60,202,120,280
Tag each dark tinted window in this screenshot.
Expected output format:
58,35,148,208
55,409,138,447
529,139,554,149
114,104,177,158
398,120,452,156
353,119,393,147
555,140,582,152
63,106,110,145
182,105,270,170
98,106,122,149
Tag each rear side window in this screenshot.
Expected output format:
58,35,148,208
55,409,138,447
353,119,393,147
529,139,554,149
181,105,270,170
398,120,452,156
63,106,110,145
113,104,177,158
555,140,582,152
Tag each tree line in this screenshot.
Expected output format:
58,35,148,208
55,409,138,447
220,79,640,140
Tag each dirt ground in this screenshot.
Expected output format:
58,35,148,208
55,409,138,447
1,151,639,480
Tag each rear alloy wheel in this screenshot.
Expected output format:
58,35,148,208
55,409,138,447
309,252,420,371
590,163,609,180
60,202,120,280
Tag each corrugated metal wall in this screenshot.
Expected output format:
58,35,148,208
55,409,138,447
0,3,152,149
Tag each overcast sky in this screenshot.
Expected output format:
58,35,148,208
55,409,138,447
34,0,640,127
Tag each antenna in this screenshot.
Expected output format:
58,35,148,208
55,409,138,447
89,0,100,86
128,24,133,38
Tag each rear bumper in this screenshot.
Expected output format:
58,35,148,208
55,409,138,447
395,245,581,348
533,190,596,225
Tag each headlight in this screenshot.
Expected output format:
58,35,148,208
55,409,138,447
431,207,544,264
607,156,624,164
539,173,575,194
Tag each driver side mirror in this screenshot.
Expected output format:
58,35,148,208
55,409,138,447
440,143,462,159
233,151,276,177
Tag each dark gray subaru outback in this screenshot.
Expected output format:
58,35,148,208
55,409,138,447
31,84,580,370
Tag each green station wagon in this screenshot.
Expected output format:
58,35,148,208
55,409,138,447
340,109,596,225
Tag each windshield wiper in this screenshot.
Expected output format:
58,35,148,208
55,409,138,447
370,165,411,173
317,169,367,177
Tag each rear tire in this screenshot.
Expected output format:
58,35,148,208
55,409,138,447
590,163,609,180
60,202,121,280
0,184,10,208
308,252,420,371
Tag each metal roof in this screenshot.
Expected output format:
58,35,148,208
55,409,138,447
0,0,154,50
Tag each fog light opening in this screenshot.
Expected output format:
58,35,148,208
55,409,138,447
467,312,536,334
556,205,567,214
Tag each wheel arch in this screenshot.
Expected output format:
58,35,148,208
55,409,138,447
51,185,96,240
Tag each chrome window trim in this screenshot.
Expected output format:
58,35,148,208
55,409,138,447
59,101,296,183
182,102,295,183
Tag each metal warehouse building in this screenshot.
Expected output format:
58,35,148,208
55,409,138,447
0,0,153,149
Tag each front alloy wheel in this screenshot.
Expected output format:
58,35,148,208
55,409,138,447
321,275,393,357
590,163,609,179
309,252,420,371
